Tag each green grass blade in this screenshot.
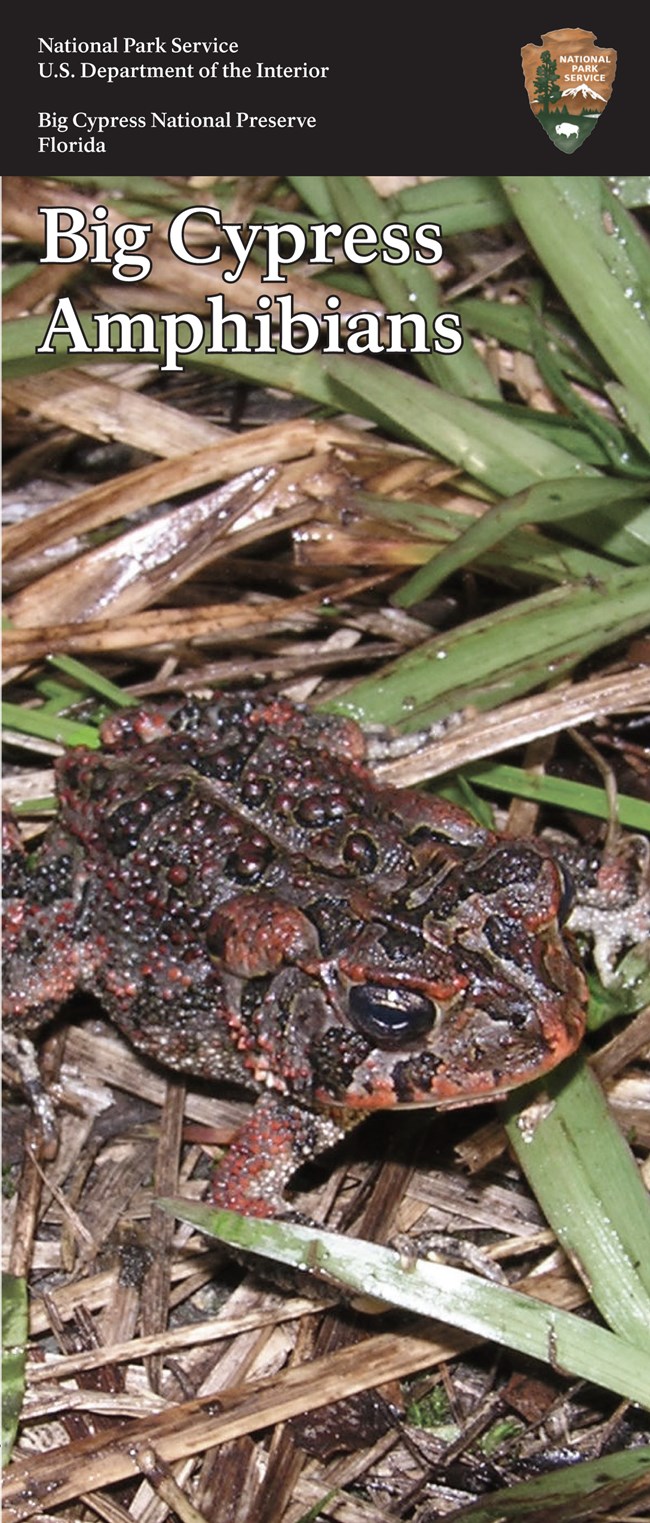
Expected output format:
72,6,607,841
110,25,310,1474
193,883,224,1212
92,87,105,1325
464,762,650,832
393,477,650,604
287,176,514,240
159,1201,650,1409
606,379,650,457
324,176,499,400
325,355,598,499
2,1273,28,1466
286,176,338,219
500,177,650,444
502,1057,650,1345
326,565,650,727
359,491,616,586
457,298,602,387
440,1445,650,1522
457,297,538,350
528,311,648,478
3,262,39,294
606,175,650,208
45,654,133,707
38,681,88,712
1,313,336,402
397,176,513,234
475,404,620,468
1,702,100,749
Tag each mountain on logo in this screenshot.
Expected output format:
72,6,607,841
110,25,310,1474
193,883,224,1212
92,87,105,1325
561,84,606,102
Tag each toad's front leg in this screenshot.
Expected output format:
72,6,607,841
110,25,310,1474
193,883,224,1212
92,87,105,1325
210,1091,349,1219
2,810,88,1031
2,809,90,1144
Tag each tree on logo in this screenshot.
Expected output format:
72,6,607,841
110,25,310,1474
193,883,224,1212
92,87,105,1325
533,50,562,112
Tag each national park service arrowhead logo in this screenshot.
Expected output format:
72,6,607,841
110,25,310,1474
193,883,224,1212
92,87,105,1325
521,28,617,153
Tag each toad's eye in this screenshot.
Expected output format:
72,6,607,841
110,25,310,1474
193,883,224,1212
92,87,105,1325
348,983,436,1046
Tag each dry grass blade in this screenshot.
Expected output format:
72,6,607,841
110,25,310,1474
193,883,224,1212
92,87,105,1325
376,668,650,784
6,1240,648,1518
2,1327,477,1516
25,1295,330,1380
4,418,341,560
7,488,314,627
4,367,230,453
2,575,386,666
3,178,385,328
140,1080,187,1393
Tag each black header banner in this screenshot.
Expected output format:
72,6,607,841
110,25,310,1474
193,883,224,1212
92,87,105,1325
1,6,643,173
